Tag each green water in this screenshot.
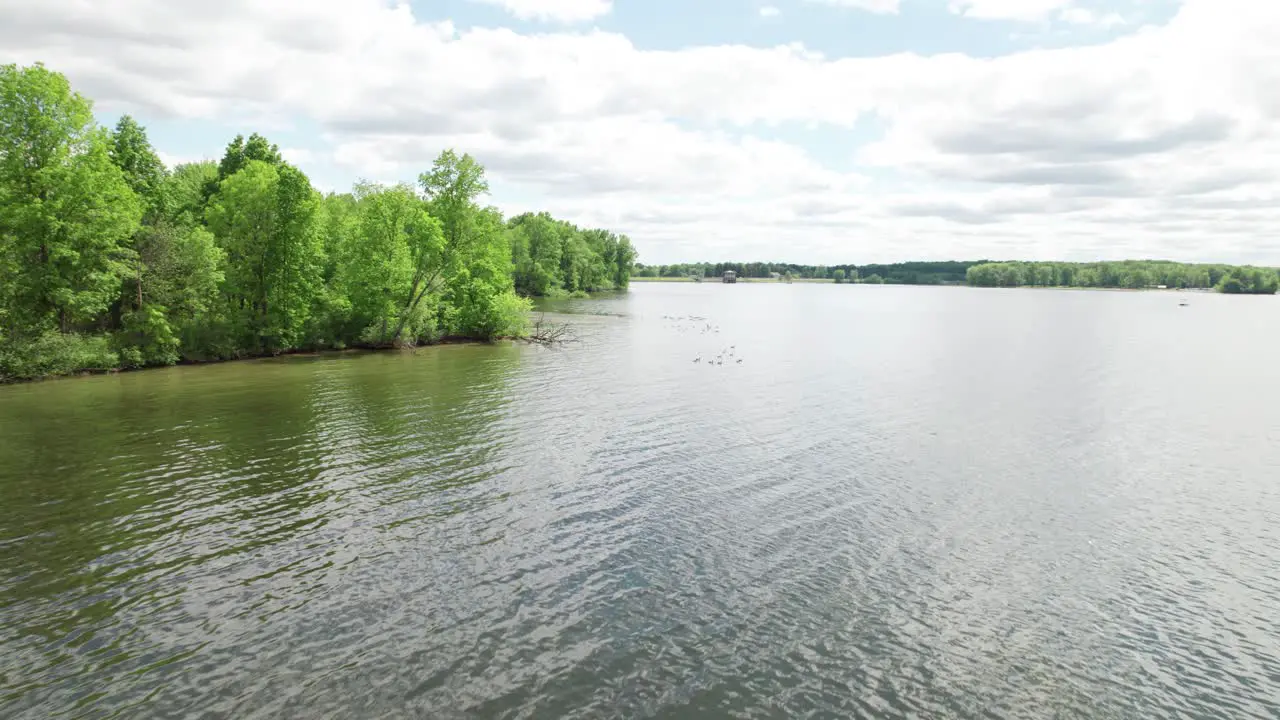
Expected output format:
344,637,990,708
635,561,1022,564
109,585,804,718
4,284,1280,718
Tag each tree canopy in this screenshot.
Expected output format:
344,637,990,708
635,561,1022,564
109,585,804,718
0,63,638,381
965,261,1279,294
633,261,973,284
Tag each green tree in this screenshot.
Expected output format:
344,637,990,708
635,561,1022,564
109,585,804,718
833,269,846,283
418,152,527,338
340,182,443,346
167,161,218,226
133,224,224,330
204,133,284,203
206,160,323,353
0,63,142,338
216,133,283,182
510,213,565,296
610,234,637,289
442,207,528,339
420,150,487,246
109,115,168,220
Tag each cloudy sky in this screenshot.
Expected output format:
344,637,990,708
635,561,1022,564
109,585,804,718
4,0,1278,264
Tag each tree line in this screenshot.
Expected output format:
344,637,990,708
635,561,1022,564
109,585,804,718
635,261,978,285
965,261,1279,294
0,63,635,381
638,258,1280,294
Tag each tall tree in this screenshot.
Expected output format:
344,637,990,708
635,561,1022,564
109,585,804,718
339,182,444,346
419,149,488,247
204,133,283,204
206,160,322,353
217,132,283,181
166,161,218,226
0,63,142,337
108,115,174,313
109,115,168,219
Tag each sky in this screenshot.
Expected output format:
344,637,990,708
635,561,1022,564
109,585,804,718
4,0,1279,265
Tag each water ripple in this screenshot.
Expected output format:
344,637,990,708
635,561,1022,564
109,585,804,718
4,288,1280,718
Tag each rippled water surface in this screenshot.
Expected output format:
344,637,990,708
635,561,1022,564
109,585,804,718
4,283,1280,718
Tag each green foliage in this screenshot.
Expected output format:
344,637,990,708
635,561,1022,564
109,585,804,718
0,63,635,381
222,134,283,177
110,115,168,219
206,160,324,353
167,161,218,226
138,224,224,319
337,182,445,346
443,207,525,339
0,332,118,381
0,63,142,338
116,305,180,367
509,213,635,296
633,261,967,284
1216,268,1279,294
966,260,1279,294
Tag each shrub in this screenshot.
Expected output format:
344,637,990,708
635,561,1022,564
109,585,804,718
0,333,120,382
116,306,180,367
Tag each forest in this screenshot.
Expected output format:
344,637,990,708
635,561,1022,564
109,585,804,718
965,261,1280,294
0,63,635,381
634,261,977,284
640,259,1280,295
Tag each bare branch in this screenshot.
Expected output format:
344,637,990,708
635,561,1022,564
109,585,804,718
515,313,579,347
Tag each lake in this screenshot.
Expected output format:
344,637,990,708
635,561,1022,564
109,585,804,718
3,283,1280,719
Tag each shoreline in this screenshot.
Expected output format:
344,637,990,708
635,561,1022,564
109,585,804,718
0,336,509,386
632,276,837,284
631,277,1240,293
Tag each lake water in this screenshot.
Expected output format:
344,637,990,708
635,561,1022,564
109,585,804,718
3,283,1280,719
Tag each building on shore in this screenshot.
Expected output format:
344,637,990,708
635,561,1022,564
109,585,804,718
723,270,737,283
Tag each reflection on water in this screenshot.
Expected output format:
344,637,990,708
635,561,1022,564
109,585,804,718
3,284,1280,719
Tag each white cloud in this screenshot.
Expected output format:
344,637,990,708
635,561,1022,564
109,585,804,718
280,147,319,166
2,0,1280,264
760,6,782,18
949,0,1075,22
805,0,901,15
1058,7,1095,24
1096,11,1128,28
1059,7,1127,27
469,0,612,23
157,151,212,169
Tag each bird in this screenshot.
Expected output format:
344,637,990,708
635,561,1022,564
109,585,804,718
736,359,743,364
693,356,701,363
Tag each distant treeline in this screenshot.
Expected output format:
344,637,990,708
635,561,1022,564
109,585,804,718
0,63,635,382
965,261,1279,294
634,261,979,285
637,259,1279,295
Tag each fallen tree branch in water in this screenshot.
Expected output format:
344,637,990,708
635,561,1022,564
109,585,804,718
515,313,579,347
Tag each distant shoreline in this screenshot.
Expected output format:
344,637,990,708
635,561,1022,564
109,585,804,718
630,277,1237,292
632,276,837,284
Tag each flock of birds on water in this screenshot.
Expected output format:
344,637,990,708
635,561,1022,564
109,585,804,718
693,346,742,366
661,314,744,368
